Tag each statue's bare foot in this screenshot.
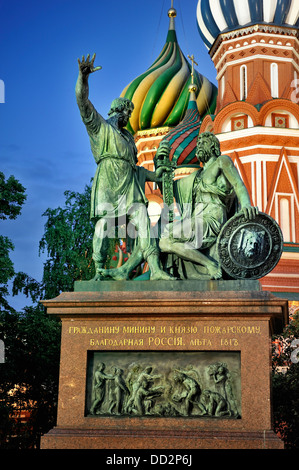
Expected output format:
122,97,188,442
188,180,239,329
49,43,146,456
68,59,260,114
207,262,222,280
92,270,103,281
98,267,128,281
150,270,177,281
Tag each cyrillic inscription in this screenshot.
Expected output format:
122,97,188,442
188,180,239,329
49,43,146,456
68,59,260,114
68,322,261,349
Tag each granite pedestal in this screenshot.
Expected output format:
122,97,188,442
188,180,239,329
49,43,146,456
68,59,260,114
40,280,288,449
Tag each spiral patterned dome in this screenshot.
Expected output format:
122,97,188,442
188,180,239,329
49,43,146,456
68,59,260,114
120,8,217,134
197,0,299,50
163,91,201,167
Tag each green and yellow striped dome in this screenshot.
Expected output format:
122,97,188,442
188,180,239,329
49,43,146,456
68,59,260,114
120,8,217,135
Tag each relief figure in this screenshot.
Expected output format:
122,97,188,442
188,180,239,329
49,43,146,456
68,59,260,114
108,368,129,415
90,362,115,415
207,362,240,417
88,357,241,419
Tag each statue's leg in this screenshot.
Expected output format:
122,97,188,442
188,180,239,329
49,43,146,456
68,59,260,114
130,205,175,280
92,218,111,280
98,245,143,280
146,252,176,280
159,237,222,280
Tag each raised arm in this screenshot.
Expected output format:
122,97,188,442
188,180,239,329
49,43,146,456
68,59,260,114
75,53,102,118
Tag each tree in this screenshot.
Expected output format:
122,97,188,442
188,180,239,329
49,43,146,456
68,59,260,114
0,235,15,312
272,311,299,449
0,172,27,313
0,304,61,448
0,172,27,221
38,184,95,299
0,172,60,448
0,172,27,312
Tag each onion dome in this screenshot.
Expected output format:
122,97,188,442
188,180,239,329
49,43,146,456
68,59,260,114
163,89,201,166
120,6,217,134
197,0,299,50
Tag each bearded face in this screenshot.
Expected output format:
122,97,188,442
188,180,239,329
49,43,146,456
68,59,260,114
196,133,221,164
196,135,213,163
117,107,132,128
108,98,134,128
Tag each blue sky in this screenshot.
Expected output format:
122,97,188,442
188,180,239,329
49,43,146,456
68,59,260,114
0,0,217,310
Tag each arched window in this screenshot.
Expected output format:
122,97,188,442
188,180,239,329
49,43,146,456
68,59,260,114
271,63,279,98
240,65,247,100
279,198,291,242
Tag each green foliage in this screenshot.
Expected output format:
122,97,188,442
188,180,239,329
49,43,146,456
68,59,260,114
0,172,27,220
0,171,61,448
39,184,95,299
0,235,15,312
272,312,299,449
0,236,14,284
12,272,43,304
0,172,27,312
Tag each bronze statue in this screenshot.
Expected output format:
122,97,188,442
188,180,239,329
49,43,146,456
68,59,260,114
76,54,174,281
76,54,282,281
159,132,259,280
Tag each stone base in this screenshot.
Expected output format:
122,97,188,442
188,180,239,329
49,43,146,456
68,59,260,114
40,281,288,450
41,427,283,450
73,279,262,293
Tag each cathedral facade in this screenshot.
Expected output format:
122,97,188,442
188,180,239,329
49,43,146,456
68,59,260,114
121,1,299,305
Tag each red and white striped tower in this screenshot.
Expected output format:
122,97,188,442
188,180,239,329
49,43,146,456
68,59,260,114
197,0,299,300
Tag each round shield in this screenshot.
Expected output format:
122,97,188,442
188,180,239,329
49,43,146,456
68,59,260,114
216,212,283,280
